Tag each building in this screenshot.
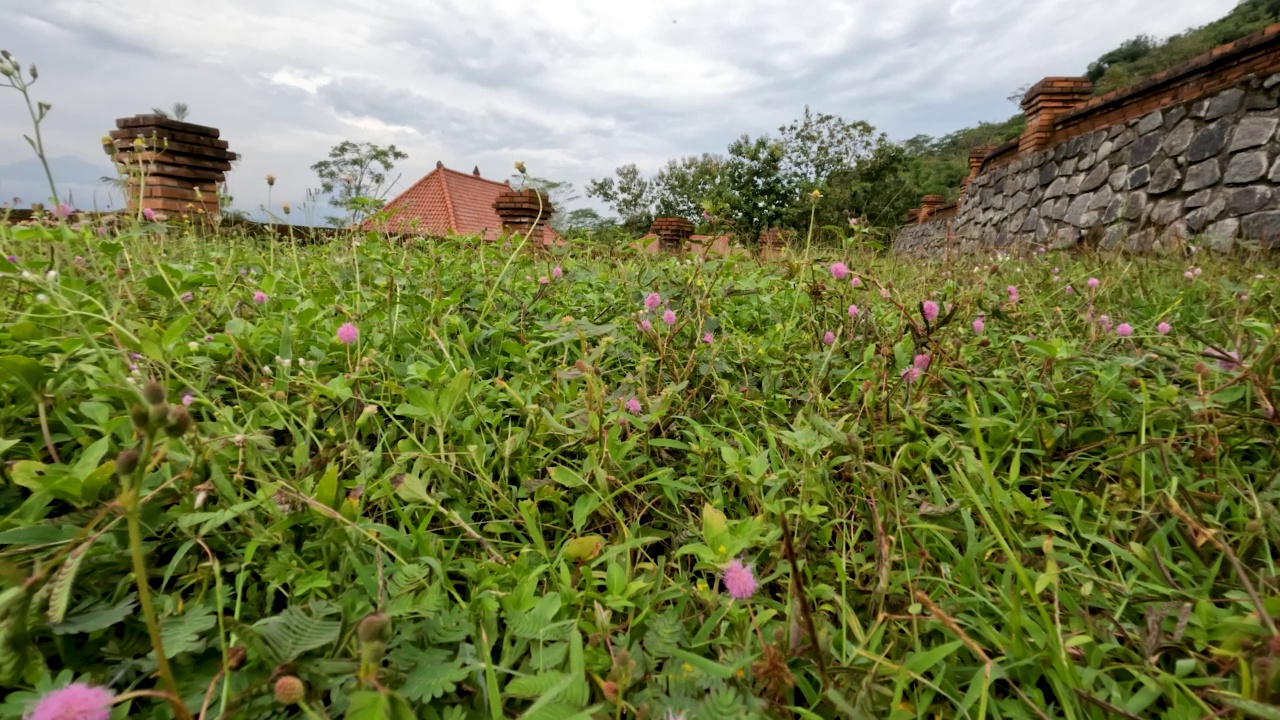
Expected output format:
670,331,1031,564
362,161,560,245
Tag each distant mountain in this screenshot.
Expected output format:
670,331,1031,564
0,154,124,211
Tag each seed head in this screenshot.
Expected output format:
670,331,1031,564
357,612,392,645
166,405,193,437
114,449,140,478
141,380,166,405
273,676,305,706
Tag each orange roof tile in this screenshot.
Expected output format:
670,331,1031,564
362,162,559,244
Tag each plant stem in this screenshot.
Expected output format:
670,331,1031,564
124,433,192,720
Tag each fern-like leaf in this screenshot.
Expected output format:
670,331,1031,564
399,649,468,703
252,606,341,664
46,542,90,625
505,671,569,699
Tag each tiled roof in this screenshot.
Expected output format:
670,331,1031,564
362,163,559,244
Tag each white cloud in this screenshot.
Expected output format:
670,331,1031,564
0,0,1241,216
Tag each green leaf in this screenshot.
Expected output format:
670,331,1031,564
667,648,747,679
548,466,585,488
506,671,569,698
1209,692,1280,720
151,609,216,659
161,315,193,347
400,649,467,702
253,606,341,663
902,640,963,675
344,690,390,720
0,355,46,395
47,541,91,625
52,596,137,635
143,275,175,298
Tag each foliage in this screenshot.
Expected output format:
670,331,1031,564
509,175,582,231
151,103,190,121
310,141,409,227
0,215,1278,719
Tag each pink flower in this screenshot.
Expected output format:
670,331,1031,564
1239,293,1249,302
1037,246,1046,254
1204,348,1241,371
56,203,72,218
1193,267,1202,276
1052,267,1059,275
822,331,835,345
723,559,756,599
552,266,562,278
252,290,268,304
25,683,114,720
181,393,194,406
879,288,890,299
1006,285,1019,303
142,207,156,221
662,309,676,325
901,366,920,383
829,262,849,280
525,275,532,282
913,353,931,372
1098,314,1112,332
972,317,985,334
180,291,193,303
1065,285,1075,294
641,319,652,331
851,277,862,288
1087,277,1099,288
539,276,549,285
644,292,662,310
922,300,939,324
336,322,359,344
1183,271,1194,280
625,396,642,414
1157,322,1171,335
847,304,860,317
1116,323,1132,337
702,332,714,343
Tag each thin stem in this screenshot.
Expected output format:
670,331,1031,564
124,433,192,720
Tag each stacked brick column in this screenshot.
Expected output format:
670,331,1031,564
109,115,234,218
1019,77,1094,153
918,195,944,222
493,189,553,238
959,146,991,196
649,217,694,251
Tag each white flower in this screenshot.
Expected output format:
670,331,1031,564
262,365,273,375
35,293,48,302
45,270,57,280
21,271,32,279
279,358,292,368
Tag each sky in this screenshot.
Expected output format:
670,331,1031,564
0,0,1240,221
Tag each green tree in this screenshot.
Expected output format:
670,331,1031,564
777,106,878,188
509,174,580,230
311,141,408,226
652,153,728,221
722,134,790,242
586,163,654,234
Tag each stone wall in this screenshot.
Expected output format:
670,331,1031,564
894,22,1280,255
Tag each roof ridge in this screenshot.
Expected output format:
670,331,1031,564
438,170,457,232
439,165,512,189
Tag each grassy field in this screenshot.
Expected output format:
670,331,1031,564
0,219,1277,720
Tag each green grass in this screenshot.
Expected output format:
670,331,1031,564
0,219,1277,720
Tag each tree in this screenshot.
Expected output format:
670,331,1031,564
652,154,728,221
151,102,189,121
586,163,655,234
777,106,878,188
509,174,581,230
722,134,790,241
311,141,408,226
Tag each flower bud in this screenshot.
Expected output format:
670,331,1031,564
273,676,304,706
115,449,140,477
227,645,247,670
142,380,166,405
357,612,392,645
28,64,37,79
148,401,170,427
165,405,193,437
130,403,151,431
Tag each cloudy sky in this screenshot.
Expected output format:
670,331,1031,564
0,0,1238,220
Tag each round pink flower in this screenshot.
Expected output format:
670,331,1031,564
252,290,268,304
25,683,114,720
972,317,985,334
702,332,714,343
640,319,652,331
850,277,862,288
552,266,562,278
181,393,194,406
1116,323,1132,337
1193,267,1202,276
625,396,642,414
539,276,549,285
913,353,931,372
336,322,359,345
1006,285,1019,303
879,288,890,299
1065,285,1075,294
847,304,860,318
142,207,157,221
1098,314,1112,332
1183,270,1194,280
662,309,676,325
1052,267,1059,275
901,366,920,383
644,292,662,310
723,560,757,600
822,331,835,345
1087,277,1100,288
1157,321,1171,335
922,300,939,324
829,262,849,280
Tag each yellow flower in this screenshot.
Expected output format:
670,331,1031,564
265,174,276,187
810,189,823,200
514,160,527,174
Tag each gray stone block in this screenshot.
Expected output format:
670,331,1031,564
1185,189,1212,209
1206,88,1245,120
1187,121,1232,162
1164,105,1188,129
1011,191,1030,211
1090,185,1115,210
1182,159,1222,192
1136,110,1163,135
1189,99,1210,118
1127,165,1150,189
1044,177,1066,199
1081,161,1110,192
1148,160,1182,194
1150,199,1183,226
1227,185,1272,216
1128,133,1162,166
1103,196,1125,223
1229,116,1278,151
1267,74,1280,90
1163,120,1197,156
1113,127,1137,149
1039,163,1059,186
1124,192,1148,221
1061,157,1078,176
1078,151,1096,172
1241,211,1280,246
1050,226,1081,249
1066,194,1093,226
1246,91,1279,111
1065,174,1084,195
1205,218,1239,252
1224,151,1268,184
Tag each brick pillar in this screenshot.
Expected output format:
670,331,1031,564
109,114,233,219
918,195,944,222
493,189,553,239
1019,77,1093,153
649,216,694,252
906,208,921,224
